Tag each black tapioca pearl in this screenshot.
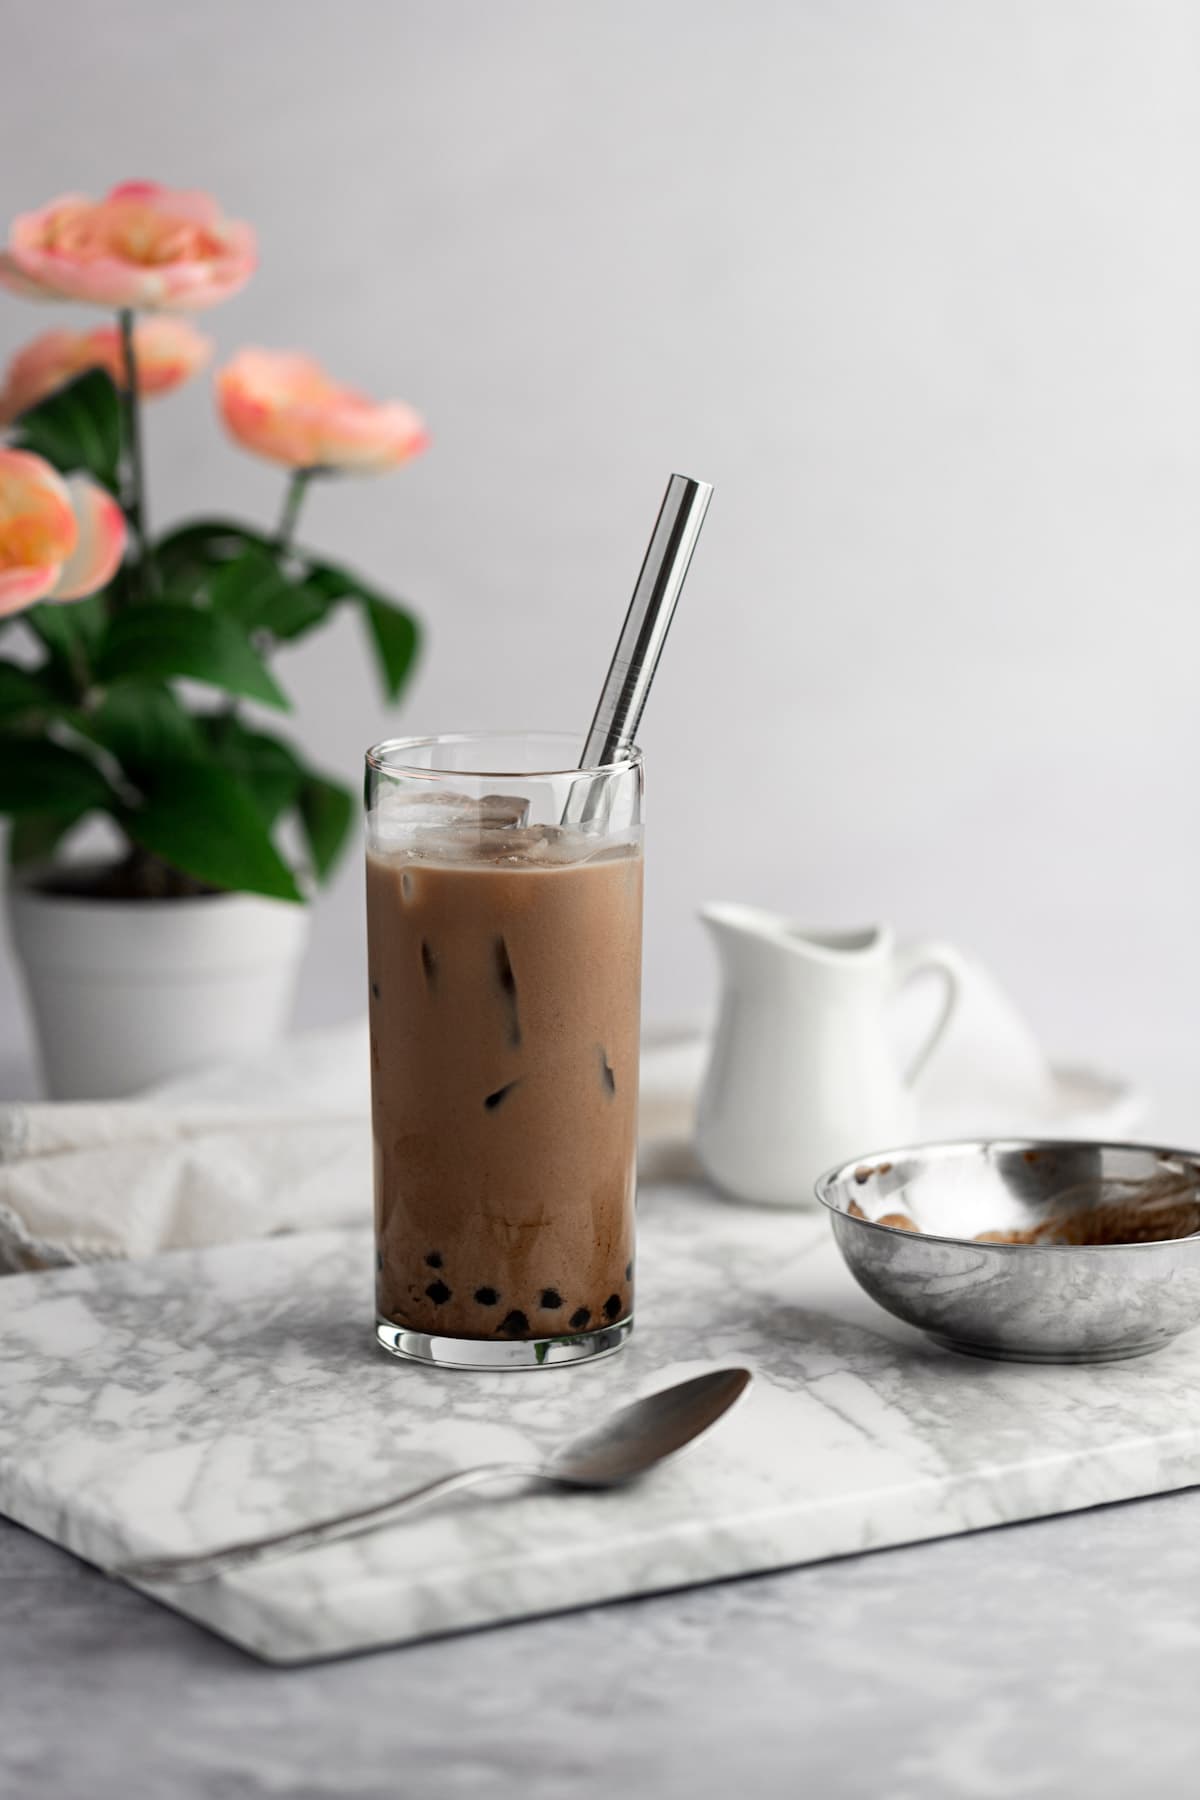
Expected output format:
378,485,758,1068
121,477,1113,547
540,1288,563,1310
499,1309,529,1335
370,981,381,1001
484,1080,520,1111
401,871,414,902
493,936,521,1047
569,1306,590,1330
603,1293,622,1320
625,1261,633,1282
425,1251,443,1269
425,1280,452,1305
598,1047,616,1096
474,1286,499,1306
420,940,437,988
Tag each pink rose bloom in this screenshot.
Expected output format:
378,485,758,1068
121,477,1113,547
0,448,126,615
217,349,429,473
0,318,213,422
0,181,256,311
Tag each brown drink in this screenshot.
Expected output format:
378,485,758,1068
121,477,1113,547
366,734,644,1369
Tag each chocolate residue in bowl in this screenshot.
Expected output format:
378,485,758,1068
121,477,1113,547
846,1167,1200,1247
845,1200,919,1233
973,1171,1200,1247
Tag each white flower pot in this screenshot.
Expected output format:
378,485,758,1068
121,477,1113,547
7,880,311,1100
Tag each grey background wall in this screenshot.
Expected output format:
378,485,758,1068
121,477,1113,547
2,1,1198,1100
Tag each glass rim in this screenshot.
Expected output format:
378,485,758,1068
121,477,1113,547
365,731,644,780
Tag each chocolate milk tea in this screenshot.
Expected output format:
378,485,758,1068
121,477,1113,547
368,826,642,1343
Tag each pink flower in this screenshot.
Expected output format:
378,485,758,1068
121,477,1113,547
216,349,429,473
0,182,256,312
0,448,126,615
0,318,213,423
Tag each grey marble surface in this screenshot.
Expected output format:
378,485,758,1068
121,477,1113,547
4,1488,1200,1800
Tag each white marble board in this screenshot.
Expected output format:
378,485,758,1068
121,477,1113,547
1,1182,1198,1664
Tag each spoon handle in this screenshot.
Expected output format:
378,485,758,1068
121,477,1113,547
114,1461,547,1586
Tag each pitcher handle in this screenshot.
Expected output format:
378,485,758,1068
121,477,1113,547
893,940,965,1088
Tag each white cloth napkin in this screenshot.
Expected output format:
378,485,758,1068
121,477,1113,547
0,1023,706,1273
0,948,1142,1273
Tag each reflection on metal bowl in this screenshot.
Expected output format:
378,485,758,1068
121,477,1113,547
815,1140,1200,1364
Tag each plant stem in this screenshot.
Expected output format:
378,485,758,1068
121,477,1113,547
217,472,313,727
273,469,313,556
118,308,157,597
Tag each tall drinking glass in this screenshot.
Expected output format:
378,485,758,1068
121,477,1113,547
365,733,644,1369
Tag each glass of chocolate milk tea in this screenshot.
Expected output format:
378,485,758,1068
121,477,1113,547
366,733,644,1368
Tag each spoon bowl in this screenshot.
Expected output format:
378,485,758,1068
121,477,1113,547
549,1367,752,1487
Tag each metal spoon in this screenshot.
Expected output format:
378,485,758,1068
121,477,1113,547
115,1367,752,1586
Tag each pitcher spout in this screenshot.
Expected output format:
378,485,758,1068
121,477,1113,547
698,903,783,969
699,903,890,971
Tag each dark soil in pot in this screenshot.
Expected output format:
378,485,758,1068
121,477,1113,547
31,850,220,903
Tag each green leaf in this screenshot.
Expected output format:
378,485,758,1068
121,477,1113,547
82,683,204,778
362,595,420,700
0,664,62,724
208,547,330,641
297,773,354,880
127,762,303,902
23,594,108,684
96,605,290,710
0,739,114,816
194,720,352,876
197,714,302,825
11,368,122,492
154,517,271,594
307,559,420,700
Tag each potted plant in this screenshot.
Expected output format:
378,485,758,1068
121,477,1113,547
0,182,426,1098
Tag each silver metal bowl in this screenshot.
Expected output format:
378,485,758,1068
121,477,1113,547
815,1139,1200,1363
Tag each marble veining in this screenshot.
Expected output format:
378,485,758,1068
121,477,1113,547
1,1181,1199,1663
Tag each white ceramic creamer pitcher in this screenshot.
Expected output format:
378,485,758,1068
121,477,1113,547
694,906,965,1206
